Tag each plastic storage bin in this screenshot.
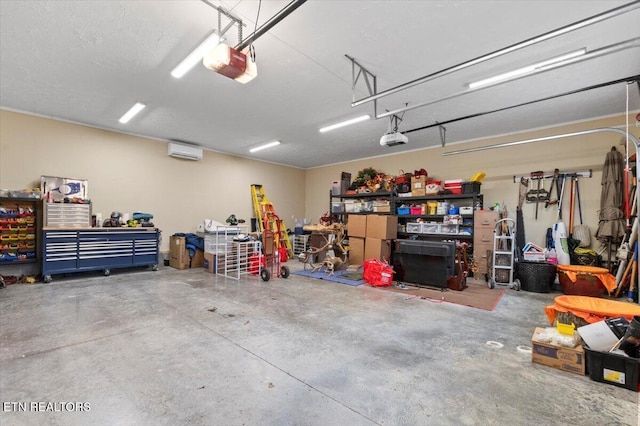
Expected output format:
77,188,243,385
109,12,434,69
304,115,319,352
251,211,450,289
585,346,640,391
462,181,482,194
439,224,459,234
422,223,439,233
406,223,423,233
397,207,410,215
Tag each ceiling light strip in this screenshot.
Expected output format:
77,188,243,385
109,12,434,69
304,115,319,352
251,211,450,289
171,31,221,78
441,127,640,156
119,102,146,124
377,37,640,119
250,141,281,152
352,1,640,107
468,48,586,89
319,114,371,133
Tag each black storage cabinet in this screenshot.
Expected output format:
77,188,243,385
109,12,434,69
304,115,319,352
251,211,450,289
395,240,456,288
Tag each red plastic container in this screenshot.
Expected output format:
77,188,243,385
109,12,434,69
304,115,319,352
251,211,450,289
410,206,422,215
249,253,265,274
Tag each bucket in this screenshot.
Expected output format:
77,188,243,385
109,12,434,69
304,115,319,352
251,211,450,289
556,264,615,296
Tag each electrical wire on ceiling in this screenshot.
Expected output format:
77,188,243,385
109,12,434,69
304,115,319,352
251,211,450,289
246,0,262,63
402,75,640,136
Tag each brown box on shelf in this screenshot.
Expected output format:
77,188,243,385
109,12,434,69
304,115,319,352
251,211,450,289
169,235,204,269
411,176,427,197
347,214,367,238
531,327,585,375
364,238,392,261
349,237,365,265
411,176,426,187
366,215,398,239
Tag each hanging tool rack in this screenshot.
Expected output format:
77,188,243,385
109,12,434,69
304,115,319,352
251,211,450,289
512,169,592,182
513,169,592,221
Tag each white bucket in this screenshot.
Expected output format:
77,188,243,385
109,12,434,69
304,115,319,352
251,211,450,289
553,221,571,265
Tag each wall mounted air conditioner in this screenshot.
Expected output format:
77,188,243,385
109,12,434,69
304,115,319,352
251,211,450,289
168,142,203,161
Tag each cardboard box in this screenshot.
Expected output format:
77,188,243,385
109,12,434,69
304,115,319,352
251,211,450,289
190,249,204,268
531,327,585,375
347,214,367,238
349,237,365,265
411,176,426,189
411,178,426,197
169,235,204,269
366,214,398,239
204,252,216,273
169,236,189,269
364,238,392,261
373,205,391,213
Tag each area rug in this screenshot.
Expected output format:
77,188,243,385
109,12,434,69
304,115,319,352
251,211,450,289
293,268,364,286
378,281,506,311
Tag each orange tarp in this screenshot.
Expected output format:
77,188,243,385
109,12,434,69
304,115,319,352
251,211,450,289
556,265,617,293
545,295,640,325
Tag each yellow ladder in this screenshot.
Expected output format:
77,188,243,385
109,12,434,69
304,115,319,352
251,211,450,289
250,184,293,258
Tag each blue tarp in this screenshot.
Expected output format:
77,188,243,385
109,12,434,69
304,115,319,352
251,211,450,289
173,233,204,256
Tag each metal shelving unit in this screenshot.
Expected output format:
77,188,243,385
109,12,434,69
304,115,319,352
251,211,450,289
0,197,43,267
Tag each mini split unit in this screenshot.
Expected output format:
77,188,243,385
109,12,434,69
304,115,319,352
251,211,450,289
168,143,203,161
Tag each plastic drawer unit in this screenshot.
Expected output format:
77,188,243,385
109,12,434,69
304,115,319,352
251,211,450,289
42,228,159,282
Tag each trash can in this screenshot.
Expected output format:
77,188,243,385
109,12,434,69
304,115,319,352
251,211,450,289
516,261,556,293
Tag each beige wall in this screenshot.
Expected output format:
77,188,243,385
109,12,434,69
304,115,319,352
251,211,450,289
2,109,639,254
0,110,306,252
306,113,640,249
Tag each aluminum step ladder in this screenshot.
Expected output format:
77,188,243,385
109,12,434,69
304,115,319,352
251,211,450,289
250,184,293,259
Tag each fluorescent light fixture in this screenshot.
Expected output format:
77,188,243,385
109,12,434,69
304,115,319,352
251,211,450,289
171,31,221,79
468,48,587,89
118,102,146,124
319,114,371,133
250,140,281,153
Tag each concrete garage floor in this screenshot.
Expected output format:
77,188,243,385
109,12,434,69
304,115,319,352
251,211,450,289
1,263,638,426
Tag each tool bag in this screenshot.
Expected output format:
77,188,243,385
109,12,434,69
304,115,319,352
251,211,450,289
363,258,394,286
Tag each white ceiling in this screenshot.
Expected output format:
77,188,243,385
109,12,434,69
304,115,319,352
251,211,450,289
1,0,639,168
